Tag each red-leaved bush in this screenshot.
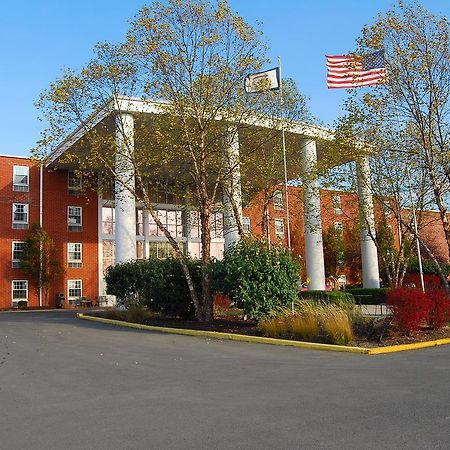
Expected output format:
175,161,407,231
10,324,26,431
427,290,450,330
387,288,433,333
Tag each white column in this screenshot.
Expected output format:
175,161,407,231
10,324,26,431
356,157,380,288
114,113,136,264
223,126,242,250
301,139,326,291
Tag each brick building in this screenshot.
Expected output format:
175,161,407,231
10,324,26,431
1,152,448,309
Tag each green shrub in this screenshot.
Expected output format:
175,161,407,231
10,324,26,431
408,257,450,277
105,257,203,319
17,300,28,310
346,288,389,305
299,290,355,310
213,240,300,320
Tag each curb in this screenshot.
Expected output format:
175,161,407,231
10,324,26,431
366,338,450,355
76,313,368,354
76,314,450,355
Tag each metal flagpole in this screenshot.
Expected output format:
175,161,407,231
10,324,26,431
278,55,292,250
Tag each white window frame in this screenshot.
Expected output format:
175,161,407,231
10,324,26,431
68,279,82,304
275,218,285,236
68,243,82,268
242,216,251,234
68,206,82,231
12,280,28,305
334,222,343,234
273,190,283,210
12,203,29,229
333,195,343,215
13,165,29,192
68,171,82,195
12,241,25,268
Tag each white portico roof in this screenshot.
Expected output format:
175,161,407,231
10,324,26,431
46,95,335,167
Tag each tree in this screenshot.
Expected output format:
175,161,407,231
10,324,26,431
323,224,345,278
34,0,308,321
333,1,450,289
20,224,64,306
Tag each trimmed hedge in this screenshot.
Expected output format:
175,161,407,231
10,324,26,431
299,290,355,308
346,288,389,305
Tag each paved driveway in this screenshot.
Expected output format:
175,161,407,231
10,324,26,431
0,311,449,450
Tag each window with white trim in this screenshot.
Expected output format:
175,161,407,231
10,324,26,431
12,203,29,229
68,280,82,304
333,195,343,215
210,212,223,239
102,206,115,235
12,280,28,304
68,171,82,195
68,206,82,231
275,218,285,236
242,216,251,234
12,241,25,268
273,190,283,210
149,208,184,237
13,166,29,192
68,243,82,268
334,222,343,234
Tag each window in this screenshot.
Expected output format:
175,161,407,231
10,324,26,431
68,171,82,195
273,190,283,210
275,218,285,236
149,208,184,237
12,203,29,229
68,280,82,304
210,212,223,239
12,241,25,268
148,242,182,259
12,280,28,305
13,166,29,192
68,243,82,268
136,209,144,236
333,196,343,215
242,216,251,234
334,222,343,234
189,211,200,238
68,206,82,231
102,206,115,235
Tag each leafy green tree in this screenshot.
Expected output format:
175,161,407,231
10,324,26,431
323,224,346,278
332,1,450,289
20,224,64,306
34,0,308,321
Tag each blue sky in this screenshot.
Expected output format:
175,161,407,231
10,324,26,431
1,0,449,156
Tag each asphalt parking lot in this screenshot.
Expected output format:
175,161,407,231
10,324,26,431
1,310,449,450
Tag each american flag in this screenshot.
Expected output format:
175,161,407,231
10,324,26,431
326,50,387,89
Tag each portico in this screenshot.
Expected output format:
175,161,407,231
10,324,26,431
47,95,380,293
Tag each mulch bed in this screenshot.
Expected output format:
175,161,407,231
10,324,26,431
89,310,450,348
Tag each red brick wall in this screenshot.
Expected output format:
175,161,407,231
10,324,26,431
0,156,99,309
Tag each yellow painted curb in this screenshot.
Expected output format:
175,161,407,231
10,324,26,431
76,313,368,354
76,314,450,355
366,337,450,355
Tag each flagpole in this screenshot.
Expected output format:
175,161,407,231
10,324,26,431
278,55,292,250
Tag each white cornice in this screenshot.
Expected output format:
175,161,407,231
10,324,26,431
46,95,334,166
